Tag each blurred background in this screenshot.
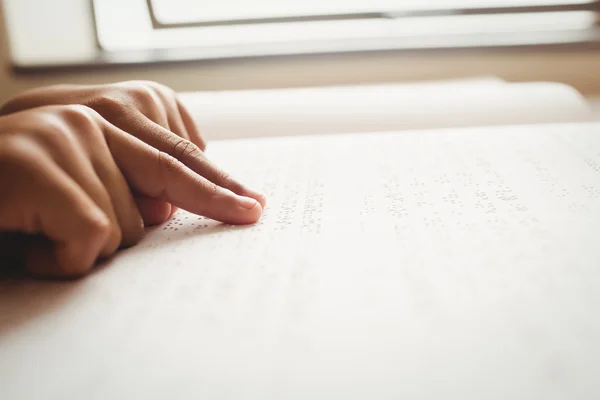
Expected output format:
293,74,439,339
1,0,600,106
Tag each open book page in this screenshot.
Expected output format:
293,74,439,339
179,81,592,140
2,123,600,399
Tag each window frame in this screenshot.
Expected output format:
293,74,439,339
146,0,600,28
91,0,600,64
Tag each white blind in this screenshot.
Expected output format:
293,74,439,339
149,0,595,24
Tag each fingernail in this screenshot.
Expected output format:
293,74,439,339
247,189,267,208
238,196,259,210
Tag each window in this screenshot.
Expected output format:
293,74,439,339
91,1,600,60
149,0,596,25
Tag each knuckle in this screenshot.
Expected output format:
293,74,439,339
60,103,92,116
58,213,111,278
59,104,91,117
100,224,122,257
150,81,175,97
90,94,128,114
171,138,200,160
130,83,159,106
22,116,75,154
114,83,163,120
37,106,101,147
84,212,112,241
0,136,37,166
59,104,99,128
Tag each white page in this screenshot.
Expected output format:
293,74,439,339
2,123,600,399
179,81,592,140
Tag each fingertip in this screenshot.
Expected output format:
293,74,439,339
255,193,267,209
237,195,259,210
239,187,267,209
231,196,263,225
201,192,263,225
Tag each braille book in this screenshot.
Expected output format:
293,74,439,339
2,122,600,399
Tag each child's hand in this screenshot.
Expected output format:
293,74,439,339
0,81,266,224
0,105,263,278
0,80,206,149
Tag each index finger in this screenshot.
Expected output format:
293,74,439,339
105,125,263,225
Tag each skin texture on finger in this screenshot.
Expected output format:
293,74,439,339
1,82,265,211
105,115,266,208
137,85,171,130
62,107,145,247
176,97,207,151
0,82,264,214
1,106,143,252
104,125,263,225
96,81,172,132
0,82,208,153
0,84,86,115
37,108,123,257
0,143,111,278
89,155,145,247
146,84,191,143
